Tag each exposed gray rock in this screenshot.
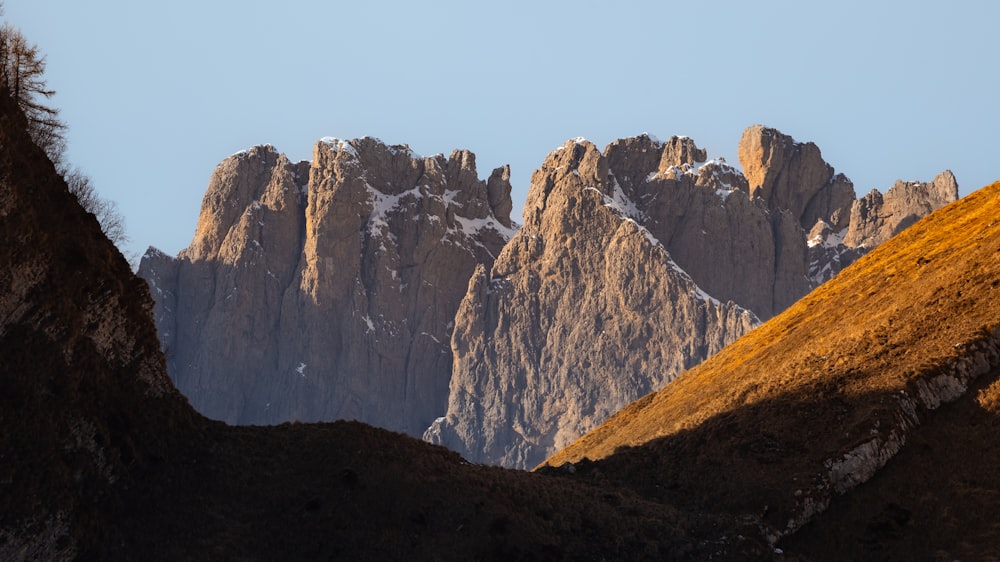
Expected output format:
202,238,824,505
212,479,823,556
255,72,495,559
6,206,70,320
738,127,959,289
138,127,956,470
138,138,515,436
738,124,855,230
426,137,759,469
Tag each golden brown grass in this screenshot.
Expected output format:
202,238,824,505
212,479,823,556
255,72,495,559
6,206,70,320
546,180,1000,468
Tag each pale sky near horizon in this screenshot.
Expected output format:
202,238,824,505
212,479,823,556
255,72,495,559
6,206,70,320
6,1,998,262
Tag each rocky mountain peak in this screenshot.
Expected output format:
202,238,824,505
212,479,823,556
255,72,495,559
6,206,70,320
738,124,855,230
523,138,608,228
659,134,707,167
181,145,308,264
139,136,515,435
844,169,959,248
137,125,956,470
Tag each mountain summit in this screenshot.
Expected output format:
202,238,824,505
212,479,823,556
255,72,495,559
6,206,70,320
424,136,759,468
138,125,954,469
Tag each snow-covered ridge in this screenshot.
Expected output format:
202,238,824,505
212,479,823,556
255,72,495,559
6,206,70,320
647,158,738,184
319,136,421,159
364,182,517,243
554,137,592,151
319,137,359,158
607,174,644,222
365,183,423,238
453,215,519,241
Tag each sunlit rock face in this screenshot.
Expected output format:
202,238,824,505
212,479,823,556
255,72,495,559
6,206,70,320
139,139,515,436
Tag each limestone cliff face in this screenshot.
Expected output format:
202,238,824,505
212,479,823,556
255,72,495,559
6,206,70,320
425,137,759,469
139,126,954,469
138,138,515,436
428,129,958,469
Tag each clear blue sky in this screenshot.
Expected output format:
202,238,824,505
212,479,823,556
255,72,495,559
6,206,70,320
6,1,998,261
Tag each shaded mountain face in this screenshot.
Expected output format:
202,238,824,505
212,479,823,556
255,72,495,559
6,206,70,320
782,365,1000,560
544,179,1000,555
138,140,515,436
137,118,954,470
431,130,957,469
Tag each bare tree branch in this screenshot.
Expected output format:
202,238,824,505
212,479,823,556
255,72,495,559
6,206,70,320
63,166,130,248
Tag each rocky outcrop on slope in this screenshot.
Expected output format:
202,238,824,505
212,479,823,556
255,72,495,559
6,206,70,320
425,137,759,468
138,139,515,435
429,129,958,469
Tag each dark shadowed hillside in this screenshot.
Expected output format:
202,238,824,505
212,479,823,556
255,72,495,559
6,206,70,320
783,368,1000,560
0,86,204,558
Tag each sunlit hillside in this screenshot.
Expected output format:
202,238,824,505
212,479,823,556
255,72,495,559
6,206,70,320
545,179,1000,551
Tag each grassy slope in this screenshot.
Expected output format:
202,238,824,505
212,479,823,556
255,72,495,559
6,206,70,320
543,180,1000,554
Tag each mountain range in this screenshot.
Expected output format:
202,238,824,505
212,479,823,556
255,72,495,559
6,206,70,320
139,124,957,469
